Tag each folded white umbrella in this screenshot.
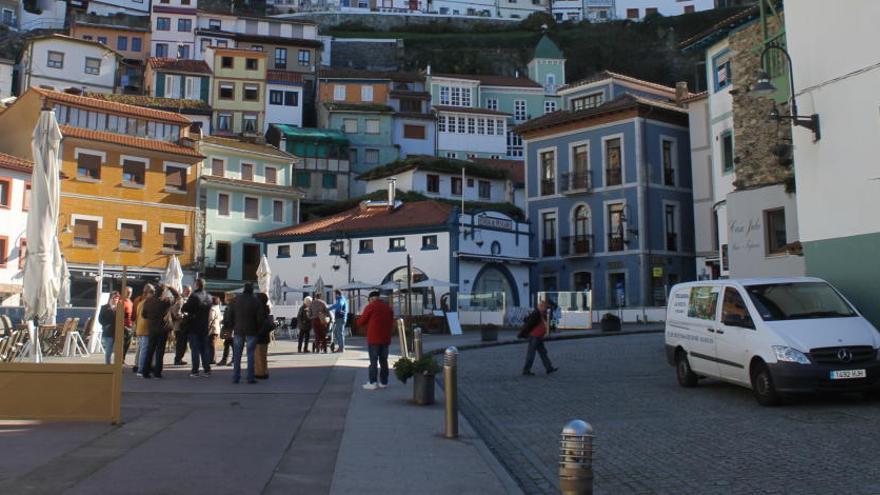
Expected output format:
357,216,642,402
256,255,272,294
270,275,284,304
58,255,71,308
162,254,184,293
338,281,377,290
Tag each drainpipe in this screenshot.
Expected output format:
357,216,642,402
639,104,656,314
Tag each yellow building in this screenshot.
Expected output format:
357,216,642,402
0,88,204,302
205,47,268,137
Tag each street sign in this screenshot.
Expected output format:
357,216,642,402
652,267,663,277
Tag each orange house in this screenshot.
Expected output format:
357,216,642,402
0,88,203,302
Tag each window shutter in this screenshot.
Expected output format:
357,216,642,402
265,167,277,184
211,158,224,177
218,194,229,215
241,163,253,181
163,229,181,247
120,224,138,242
245,197,258,218
165,167,186,189
273,200,283,221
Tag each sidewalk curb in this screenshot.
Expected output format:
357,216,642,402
425,327,664,356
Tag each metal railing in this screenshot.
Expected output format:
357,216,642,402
542,239,557,257
666,233,678,252
607,234,625,252
540,179,556,196
605,167,622,186
561,172,591,193
561,235,593,257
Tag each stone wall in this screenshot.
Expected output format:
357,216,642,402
728,10,793,191
275,11,517,32
331,39,405,71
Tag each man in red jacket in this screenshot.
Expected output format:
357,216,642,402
357,291,394,390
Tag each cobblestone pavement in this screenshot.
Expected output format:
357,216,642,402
455,333,880,495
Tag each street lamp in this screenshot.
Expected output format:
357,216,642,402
748,42,821,141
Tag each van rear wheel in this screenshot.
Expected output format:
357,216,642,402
675,352,698,388
751,364,781,406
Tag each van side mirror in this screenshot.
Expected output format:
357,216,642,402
723,313,755,329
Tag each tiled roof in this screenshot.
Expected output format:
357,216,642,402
256,200,453,239
679,5,760,51
431,73,542,89
86,93,212,114
34,88,192,124
197,30,323,49
200,175,301,196
514,94,684,135
147,57,212,74
323,102,394,113
389,89,431,100
0,152,33,173
72,12,151,31
533,34,564,59
267,70,304,84
559,70,679,95
433,105,511,117
152,5,196,14
471,158,524,185
319,67,423,83
201,136,292,159
680,90,708,103
27,33,123,58
358,155,507,181
394,112,435,121
61,126,204,159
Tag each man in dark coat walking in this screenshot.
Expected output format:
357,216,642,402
183,278,213,377
226,282,265,384
141,284,179,379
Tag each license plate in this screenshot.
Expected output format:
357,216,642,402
830,369,866,380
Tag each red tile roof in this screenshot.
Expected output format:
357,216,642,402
34,88,192,125
267,70,305,84
472,158,524,185
560,70,679,96
61,126,204,159
256,200,453,239
432,73,542,89
319,67,423,83
0,152,33,173
147,57,212,74
433,105,511,117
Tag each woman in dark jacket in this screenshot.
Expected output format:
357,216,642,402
255,293,273,379
218,293,235,366
297,296,312,353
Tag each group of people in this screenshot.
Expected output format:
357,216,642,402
295,290,349,354
99,280,275,384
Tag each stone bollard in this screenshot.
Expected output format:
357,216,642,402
413,327,423,360
559,419,594,495
443,346,459,439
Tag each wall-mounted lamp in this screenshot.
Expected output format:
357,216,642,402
205,233,214,250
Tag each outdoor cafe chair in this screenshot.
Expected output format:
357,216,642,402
63,317,90,357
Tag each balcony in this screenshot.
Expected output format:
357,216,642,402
666,233,678,252
561,172,591,194
605,167,622,187
540,179,555,196
541,239,557,257
561,235,593,257
607,234,625,252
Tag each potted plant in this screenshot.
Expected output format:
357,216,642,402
601,313,621,332
480,323,499,342
394,356,440,405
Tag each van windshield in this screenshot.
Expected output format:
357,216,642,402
745,282,857,321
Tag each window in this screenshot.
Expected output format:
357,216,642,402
713,50,732,92
244,197,259,219
514,100,527,121
608,203,625,251
209,18,221,30
218,193,230,216
342,119,358,134
212,241,231,265
573,205,591,254
322,173,337,189
303,243,316,256
273,200,284,222
217,113,231,131
163,227,184,252
211,158,224,177
274,48,287,69
122,159,145,185
626,8,639,18
216,40,227,48
243,114,257,133
117,36,128,51
359,239,373,253
665,204,677,251
74,219,98,247
277,245,290,258
156,17,170,30
544,100,557,114
572,144,589,188
236,163,252,181
457,117,465,134
132,38,142,52
177,18,192,32
365,149,379,164
645,7,657,15
451,177,462,195
365,119,380,134
721,131,734,173
47,51,64,69
22,183,31,211
478,180,491,199
251,45,263,52
403,124,425,139
437,115,446,132
221,56,233,69
467,118,475,134
571,92,604,111
284,91,298,106
662,139,675,186
486,98,498,111
334,85,346,101
243,84,259,101
540,150,555,195
245,58,258,70
721,288,753,328
265,167,277,184
422,235,437,250
219,82,234,99
426,174,440,193
155,43,168,58
765,208,787,255
684,5,695,13
329,240,344,255
605,138,622,186
507,131,523,157
18,238,26,269
541,212,556,257
439,87,450,105
298,49,310,66
97,36,107,45
0,179,8,207
361,85,373,102
389,237,405,251
77,153,102,180
119,223,143,250
269,90,284,105
164,166,186,192
687,286,719,321
295,171,310,187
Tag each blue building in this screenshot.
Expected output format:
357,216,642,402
517,76,695,309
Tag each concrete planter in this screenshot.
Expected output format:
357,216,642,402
412,373,435,406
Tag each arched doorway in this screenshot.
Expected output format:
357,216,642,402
471,263,519,309
382,265,431,312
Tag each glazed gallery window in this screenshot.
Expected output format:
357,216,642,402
122,159,146,186
77,153,102,180
571,92,604,111
119,223,143,250
73,219,98,247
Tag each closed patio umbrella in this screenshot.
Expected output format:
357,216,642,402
256,255,272,295
58,255,70,308
270,275,284,304
162,255,184,293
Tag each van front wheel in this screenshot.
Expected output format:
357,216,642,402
751,364,781,406
675,352,699,388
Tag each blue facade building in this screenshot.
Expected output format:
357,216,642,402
518,76,695,309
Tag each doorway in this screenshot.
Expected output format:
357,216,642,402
242,243,260,281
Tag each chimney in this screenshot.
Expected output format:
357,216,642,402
515,70,519,79
387,177,396,206
426,64,431,75
675,81,689,105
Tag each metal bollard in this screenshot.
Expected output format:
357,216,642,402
559,419,594,495
443,346,459,439
413,327,423,360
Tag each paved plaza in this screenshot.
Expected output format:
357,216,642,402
456,333,880,494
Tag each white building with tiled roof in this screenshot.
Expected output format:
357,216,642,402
0,152,33,305
19,34,122,94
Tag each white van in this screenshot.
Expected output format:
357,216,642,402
665,277,880,405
